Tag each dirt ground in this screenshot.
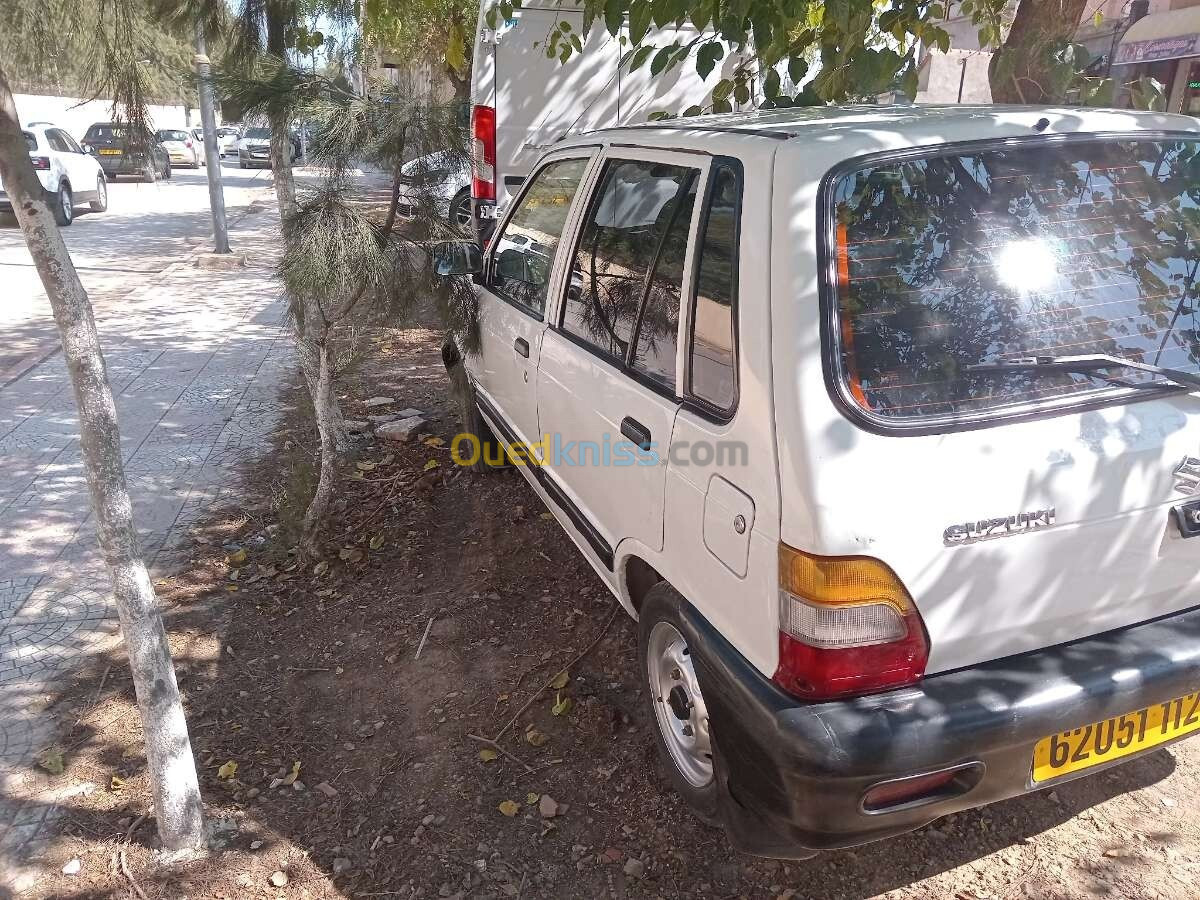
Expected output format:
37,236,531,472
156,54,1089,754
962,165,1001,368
19,318,1200,900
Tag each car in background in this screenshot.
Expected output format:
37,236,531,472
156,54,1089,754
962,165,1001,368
0,122,108,226
156,129,202,168
82,122,171,183
395,150,471,231
237,126,292,168
215,126,241,157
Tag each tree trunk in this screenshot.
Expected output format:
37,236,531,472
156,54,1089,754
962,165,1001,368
989,0,1089,103
0,63,205,851
300,332,338,557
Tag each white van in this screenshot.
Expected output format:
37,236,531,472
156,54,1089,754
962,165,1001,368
437,104,1200,856
469,1,750,241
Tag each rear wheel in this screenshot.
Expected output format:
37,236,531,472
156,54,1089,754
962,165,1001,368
162,159,172,180
450,188,472,232
89,176,108,212
53,183,74,227
639,583,722,825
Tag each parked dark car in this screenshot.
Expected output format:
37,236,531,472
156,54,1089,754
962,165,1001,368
81,122,171,183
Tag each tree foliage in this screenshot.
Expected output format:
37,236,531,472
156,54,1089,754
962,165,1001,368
364,0,480,99
473,0,1161,110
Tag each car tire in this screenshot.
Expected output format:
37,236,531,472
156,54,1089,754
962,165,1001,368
89,176,108,212
450,188,472,232
163,159,172,180
52,183,74,227
638,583,723,827
442,341,508,472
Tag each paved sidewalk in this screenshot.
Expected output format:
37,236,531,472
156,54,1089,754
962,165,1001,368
0,200,295,892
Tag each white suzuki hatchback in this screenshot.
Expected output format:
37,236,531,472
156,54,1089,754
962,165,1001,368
439,105,1200,857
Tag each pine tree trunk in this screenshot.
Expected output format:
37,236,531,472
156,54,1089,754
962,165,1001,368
300,333,338,556
989,0,1089,103
0,63,205,851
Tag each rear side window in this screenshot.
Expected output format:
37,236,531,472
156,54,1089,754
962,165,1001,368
829,138,1200,426
23,131,37,152
562,159,697,362
688,163,741,413
45,130,70,153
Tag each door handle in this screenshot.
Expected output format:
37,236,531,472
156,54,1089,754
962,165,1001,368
514,337,529,358
620,416,652,451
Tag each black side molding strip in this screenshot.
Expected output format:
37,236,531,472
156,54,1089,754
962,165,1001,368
473,390,615,570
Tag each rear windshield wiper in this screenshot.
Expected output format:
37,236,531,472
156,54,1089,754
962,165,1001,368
965,353,1200,391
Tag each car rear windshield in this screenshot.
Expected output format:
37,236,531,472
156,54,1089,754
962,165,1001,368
158,130,189,141
85,124,129,139
243,128,270,139
828,137,1200,426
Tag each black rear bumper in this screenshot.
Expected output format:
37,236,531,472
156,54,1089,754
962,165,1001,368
677,602,1200,858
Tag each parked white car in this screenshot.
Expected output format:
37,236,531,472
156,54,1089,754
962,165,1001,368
216,126,240,157
395,150,471,231
156,129,202,168
438,104,1200,857
0,122,107,226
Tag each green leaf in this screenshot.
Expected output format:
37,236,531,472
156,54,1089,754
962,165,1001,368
764,68,781,99
711,77,734,101
696,41,722,79
733,81,750,104
788,56,808,86
710,98,733,114
650,45,675,76
682,104,702,116
629,2,653,44
629,45,655,71
604,0,624,35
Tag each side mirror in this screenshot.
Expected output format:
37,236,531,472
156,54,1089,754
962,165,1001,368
432,240,483,277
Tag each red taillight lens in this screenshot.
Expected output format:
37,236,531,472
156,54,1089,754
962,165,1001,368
772,546,928,700
30,156,50,170
185,139,193,147
471,104,496,202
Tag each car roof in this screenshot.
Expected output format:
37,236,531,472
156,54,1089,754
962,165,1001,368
559,104,1200,150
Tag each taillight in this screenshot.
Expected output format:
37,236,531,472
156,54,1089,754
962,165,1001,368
185,139,193,148
30,156,50,170
471,104,496,202
773,545,928,700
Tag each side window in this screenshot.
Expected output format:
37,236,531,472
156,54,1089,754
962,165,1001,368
45,130,70,153
489,157,589,316
57,130,84,153
688,163,740,413
562,159,698,363
631,176,698,390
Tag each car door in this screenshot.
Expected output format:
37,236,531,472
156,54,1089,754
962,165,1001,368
50,129,95,196
536,149,707,562
469,151,597,450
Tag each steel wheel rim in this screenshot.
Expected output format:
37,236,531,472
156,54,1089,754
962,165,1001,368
646,621,713,788
60,187,71,221
454,195,472,228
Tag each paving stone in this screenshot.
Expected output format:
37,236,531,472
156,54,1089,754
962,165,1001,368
0,193,292,888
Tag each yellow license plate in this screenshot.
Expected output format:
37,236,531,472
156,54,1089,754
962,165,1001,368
1033,690,1200,782
98,148,122,155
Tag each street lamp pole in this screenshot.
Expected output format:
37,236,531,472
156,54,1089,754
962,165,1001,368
194,22,230,253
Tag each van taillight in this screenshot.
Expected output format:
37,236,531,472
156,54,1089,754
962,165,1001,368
773,545,928,700
472,104,496,202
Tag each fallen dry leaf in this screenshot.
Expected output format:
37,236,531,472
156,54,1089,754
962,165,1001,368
498,800,520,817
550,670,570,690
227,548,247,565
217,760,238,780
478,749,498,763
